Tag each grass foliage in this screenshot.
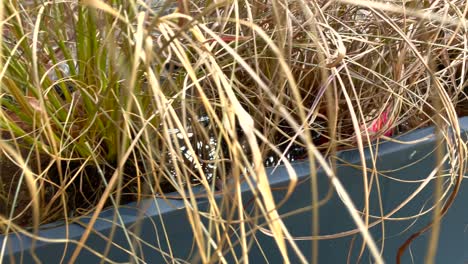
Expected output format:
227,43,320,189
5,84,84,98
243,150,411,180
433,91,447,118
0,0,466,263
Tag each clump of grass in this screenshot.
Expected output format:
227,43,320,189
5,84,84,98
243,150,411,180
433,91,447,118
0,0,466,263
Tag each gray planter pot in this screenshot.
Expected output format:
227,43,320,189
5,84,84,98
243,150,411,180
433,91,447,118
1,117,467,263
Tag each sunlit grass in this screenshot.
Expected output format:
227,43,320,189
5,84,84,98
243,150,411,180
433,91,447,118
0,0,466,263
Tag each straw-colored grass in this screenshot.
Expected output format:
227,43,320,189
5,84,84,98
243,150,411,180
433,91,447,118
0,0,466,263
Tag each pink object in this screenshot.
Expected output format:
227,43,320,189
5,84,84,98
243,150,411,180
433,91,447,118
362,107,394,138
